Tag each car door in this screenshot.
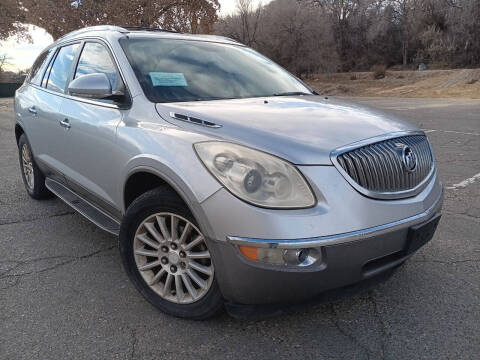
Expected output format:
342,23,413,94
15,47,53,139
15,46,64,183
59,40,129,219
25,42,82,183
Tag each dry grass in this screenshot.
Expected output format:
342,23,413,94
306,69,480,98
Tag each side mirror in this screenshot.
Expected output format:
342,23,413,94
68,73,112,99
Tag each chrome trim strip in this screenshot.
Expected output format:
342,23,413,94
227,189,443,249
330,131,436,200
30,83,127,110
333,131,425,153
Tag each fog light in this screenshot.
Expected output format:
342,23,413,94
238,245,320,267
283,248,309,265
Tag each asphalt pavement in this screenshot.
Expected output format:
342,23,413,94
0,97,479,359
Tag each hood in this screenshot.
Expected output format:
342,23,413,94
155,96,418,165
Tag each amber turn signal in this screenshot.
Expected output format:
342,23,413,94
238,245,258,261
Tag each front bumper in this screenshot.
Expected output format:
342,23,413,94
205,187,443,305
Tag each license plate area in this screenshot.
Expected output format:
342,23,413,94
405,214,441,255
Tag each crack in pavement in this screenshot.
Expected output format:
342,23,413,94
0,260,21,273
329,303,372,360
367,290,389,360
0,210,76,226
0,245,117,282
0,255,79,278
443,211,480,222
129,328,138,360
0,276,20,290
411,256,480,291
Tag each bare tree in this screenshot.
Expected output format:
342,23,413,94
3,0,480,75
216,0,339,75
236,0,263,46
0,0,220,40
390,0,419,66
0,0,29,41
0,54,11,70
216,0,263,46
0,53,13,79
308,0,361,70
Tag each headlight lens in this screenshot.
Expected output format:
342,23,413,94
194,142,316,208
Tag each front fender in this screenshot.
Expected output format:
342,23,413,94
121,156,222,239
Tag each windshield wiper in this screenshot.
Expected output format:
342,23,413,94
272,91,312,96
192,96,238,101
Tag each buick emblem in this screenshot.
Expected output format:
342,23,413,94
401,145,417,172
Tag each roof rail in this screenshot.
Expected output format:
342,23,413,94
57,25,128,41
120,26,180,34
57,25,180,42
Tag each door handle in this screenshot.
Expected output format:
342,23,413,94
28,106,37,115
59,118,71,129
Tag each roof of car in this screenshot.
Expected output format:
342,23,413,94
56,25,242,46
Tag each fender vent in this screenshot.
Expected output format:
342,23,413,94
170,112,222,128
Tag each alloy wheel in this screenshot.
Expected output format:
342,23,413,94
21,143,34,190
133,213,214,304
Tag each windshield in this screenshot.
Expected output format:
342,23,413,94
119,37,312,103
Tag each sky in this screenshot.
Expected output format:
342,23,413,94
219,0,268,16
0,25,54,72
0,0,270,73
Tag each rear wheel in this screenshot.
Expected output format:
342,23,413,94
18,134,52,200
119,187,223,319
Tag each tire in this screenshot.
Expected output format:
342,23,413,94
18,134,52,200
119,186,223,319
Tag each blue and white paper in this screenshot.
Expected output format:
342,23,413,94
149,72,188,87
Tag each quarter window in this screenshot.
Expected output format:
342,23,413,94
46,43,80,93
29,48,54,85
75,42,121,92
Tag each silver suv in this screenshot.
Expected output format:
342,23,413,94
14,26,443,319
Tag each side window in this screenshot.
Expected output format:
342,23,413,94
41,49,56,88
74,42,122,93
46,43,80,93
29,48,54,85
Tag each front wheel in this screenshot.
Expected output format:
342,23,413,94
119,187,223,319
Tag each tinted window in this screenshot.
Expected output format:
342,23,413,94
75,42,121,91
120,38,311,103
29,48,54,85
47,43,80,93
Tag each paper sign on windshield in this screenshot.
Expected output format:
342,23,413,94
149,72,188,87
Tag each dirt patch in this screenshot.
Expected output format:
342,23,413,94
306,69,480,99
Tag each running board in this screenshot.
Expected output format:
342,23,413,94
45,178,120,236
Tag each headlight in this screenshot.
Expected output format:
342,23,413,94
194,142,316,208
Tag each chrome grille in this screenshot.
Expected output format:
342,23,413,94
334,135,434,198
